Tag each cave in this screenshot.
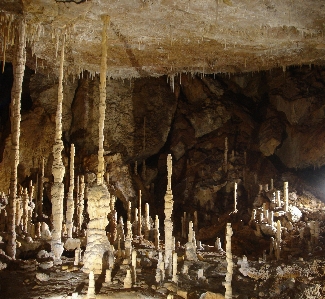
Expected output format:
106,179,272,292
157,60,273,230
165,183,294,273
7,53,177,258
0,1,325,299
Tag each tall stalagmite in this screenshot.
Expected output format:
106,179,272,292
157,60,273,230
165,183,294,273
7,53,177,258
50,33,66,264
66,144,75,239
6,18,26,259
82,15,111,274
164,154,174,275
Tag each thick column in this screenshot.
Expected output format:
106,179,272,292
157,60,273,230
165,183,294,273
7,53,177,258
83,15,112,274
164,154,174,274
7,18,26,258
66,144,75,238
50,33,66,264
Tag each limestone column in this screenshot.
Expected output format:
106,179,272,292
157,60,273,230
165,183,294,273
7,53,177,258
284,182,289,212
6,18,26,259
50,33,66,264
97,15,109,186
164,154,174,274
224,223,233,299
66,144,75,239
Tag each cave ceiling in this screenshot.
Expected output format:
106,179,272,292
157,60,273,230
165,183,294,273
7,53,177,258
1,0,325,78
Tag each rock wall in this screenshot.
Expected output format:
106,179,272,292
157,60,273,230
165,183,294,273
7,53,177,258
1,66,325,229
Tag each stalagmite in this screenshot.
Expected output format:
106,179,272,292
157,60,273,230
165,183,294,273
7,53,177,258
138,190,142,236
50,32,66,264
193,211,198,235
127,201,132,222
109,195,117,243
87,271,95,298
155,215,160,249
224,223,233,299
234,182,238,212
276,220,281,260
144,202,150,239
131,250,137,283
172,252,178,283
66,144,75,239
270,178,274,190
6,18,26,259
37,157,44,219
125,220,132,259
105,269,112,284
77,175,85,232
276,190,281,207
82,15,111,275
22,188,28,233
164,154,174,275
124,269,132,288
284,182,289,212
188,221,194,244
74,248,80,266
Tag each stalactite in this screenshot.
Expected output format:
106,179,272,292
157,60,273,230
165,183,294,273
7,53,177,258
6,18,26,259
50,32,66,264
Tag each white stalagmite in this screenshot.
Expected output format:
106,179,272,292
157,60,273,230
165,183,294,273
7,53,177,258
224,223,233,299
188,221,194,243
276,190,281,207
77,175,85,232
154,215,160,249
144,202,150,239
22,188,29,233
284,182,289,212
164,154,174,274
82,15,112,275
50,33,66,264
125,220,133,259
7,18,26,259
127,201,132,222
276,220,281,260
87,271,95,298
234,182,238,212
66,143,75,239
172,252,178,283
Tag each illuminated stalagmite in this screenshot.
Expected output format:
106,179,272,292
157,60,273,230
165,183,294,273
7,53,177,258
66,143,75,239
50,33,66,264
224,223,233,299
82,15,112,275
164,154,174,275
6,18,26,259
